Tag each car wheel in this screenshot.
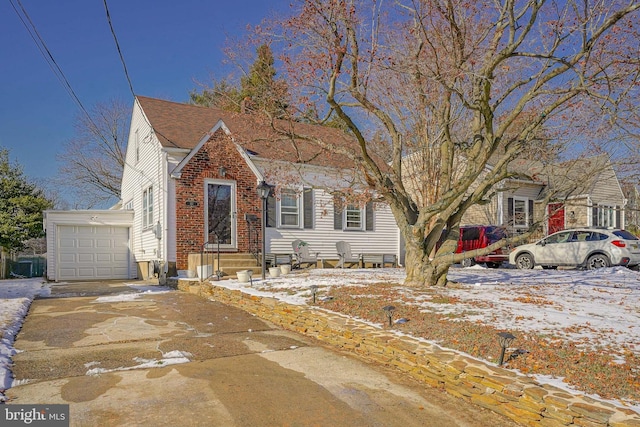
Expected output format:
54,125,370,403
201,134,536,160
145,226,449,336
515,253,534,270
486,262,501,268
586,254,609,270
461,258,474,268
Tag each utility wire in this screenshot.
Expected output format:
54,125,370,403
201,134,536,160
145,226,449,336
10,0,160,196
102,0,135,99
9,0,97,131
102,0,179,148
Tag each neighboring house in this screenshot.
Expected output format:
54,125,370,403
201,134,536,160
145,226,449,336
462,154,626,237
119,96,401,277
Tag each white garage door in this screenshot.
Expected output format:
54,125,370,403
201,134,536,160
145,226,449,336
57,225,130,280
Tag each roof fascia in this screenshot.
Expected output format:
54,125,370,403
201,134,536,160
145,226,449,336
235,144,264,184
169,120,230,178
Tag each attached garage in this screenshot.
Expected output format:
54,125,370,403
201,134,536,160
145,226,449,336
44,210,135,281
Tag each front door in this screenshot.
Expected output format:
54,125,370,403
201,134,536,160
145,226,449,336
206,180,236,249
548,203,565,234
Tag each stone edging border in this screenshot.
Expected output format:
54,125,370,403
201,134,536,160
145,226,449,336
175,279,640,427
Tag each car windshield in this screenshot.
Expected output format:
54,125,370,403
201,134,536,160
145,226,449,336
613,230,639,240
485,227,507,243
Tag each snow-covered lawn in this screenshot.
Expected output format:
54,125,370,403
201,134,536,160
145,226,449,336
216,265,640,354
1,266,639,411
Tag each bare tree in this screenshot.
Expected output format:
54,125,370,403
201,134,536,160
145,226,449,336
56,98,129,208
249,0,640,286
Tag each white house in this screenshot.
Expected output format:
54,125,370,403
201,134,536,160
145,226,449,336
119,96,401,277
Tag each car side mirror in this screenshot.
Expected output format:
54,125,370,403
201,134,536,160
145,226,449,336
538,240,546,247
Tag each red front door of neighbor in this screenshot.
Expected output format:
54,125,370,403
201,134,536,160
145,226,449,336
548,203,565,234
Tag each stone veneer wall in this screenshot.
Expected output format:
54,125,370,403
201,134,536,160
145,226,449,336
175,279,640,427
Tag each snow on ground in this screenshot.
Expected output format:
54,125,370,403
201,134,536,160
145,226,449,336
0,278,50,394
1,266,639,409
208,265,640,356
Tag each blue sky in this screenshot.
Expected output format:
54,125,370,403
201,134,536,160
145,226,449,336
0,0,289,184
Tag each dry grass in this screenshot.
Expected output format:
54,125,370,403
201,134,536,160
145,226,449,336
316,283,640,406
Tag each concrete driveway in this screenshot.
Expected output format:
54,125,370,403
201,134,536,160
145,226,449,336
6,281,517,427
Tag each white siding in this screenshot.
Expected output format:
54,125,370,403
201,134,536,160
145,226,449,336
120,100,179,264
266,189,400,260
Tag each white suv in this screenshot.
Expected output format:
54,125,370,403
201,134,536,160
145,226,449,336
509,228,640,270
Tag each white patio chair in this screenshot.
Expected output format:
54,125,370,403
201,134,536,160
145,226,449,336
335,241,361,268
292,239,320,269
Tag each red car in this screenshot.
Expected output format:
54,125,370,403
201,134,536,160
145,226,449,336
439,225,509,268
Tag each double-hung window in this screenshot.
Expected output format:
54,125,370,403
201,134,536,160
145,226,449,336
334,198,374,231
507,197,532,229
280,189,300,228
275,188,313,229
345,204,363,230
513,198,527,228
143,186,153,229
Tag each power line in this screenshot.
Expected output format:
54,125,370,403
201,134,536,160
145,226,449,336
9,0,96,127
102,0,136,99
102,0,180,149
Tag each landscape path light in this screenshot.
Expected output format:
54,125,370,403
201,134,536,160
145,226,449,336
497,331,516,366
382,305,396,327
309,285,318,304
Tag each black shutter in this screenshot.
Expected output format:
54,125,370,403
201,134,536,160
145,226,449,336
303,188,313,229
266,195,276,228
616,206,621,228
365,202,374,231
528,200,534,227
592,205,598,227
334,197,343,230
507,197,514,227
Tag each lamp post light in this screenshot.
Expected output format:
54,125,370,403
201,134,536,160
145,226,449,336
256,181,273,280
382,305,396,327
497,332,516,366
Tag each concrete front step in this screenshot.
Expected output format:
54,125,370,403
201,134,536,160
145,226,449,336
215,259,260,269
188,252,260,277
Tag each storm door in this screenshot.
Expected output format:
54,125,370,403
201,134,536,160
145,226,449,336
205,180,236,249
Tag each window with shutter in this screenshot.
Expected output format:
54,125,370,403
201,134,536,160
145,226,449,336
345,204,362,230
280,189,300,227
509,197,529,228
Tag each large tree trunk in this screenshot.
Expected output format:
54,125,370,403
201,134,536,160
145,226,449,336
403,236,451,287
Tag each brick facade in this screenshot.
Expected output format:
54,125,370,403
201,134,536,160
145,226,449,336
175,131,263,269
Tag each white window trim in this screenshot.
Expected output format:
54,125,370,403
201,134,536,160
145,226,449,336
204,179,237,249
593,204,615,228
142,186,153,229
344,204,365,231
278,188,302,228
513,197,528,229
